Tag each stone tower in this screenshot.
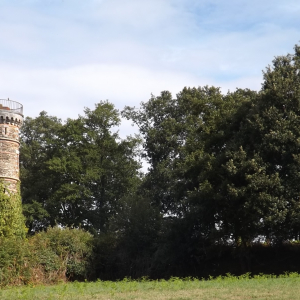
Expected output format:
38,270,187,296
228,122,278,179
0,99,23,192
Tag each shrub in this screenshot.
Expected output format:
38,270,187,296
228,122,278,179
0,237,31,286
0,182,26,238
30,227,94,280
0,227,94,286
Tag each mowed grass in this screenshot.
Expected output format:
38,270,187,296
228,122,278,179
1,274,300,300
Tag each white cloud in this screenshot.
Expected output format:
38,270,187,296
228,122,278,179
0,62,203,119
0,0,299,140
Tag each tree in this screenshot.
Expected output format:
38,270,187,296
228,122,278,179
20,111,63,232
122,87,257,248
20,102,142,233
237,44,300,240
123,46,300,246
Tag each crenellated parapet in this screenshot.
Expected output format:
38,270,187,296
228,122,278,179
0,113,23,127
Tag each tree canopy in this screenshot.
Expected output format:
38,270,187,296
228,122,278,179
20,101,142,234
17,43,300,278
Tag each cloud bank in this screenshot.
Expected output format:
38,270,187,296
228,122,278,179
0,0,299,138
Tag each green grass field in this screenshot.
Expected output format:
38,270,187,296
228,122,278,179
1,274,300,300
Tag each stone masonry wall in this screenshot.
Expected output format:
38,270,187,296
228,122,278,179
0,122,21,192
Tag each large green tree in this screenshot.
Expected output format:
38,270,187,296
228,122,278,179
20,101,142,233
123,84,289,246
238,44,300,240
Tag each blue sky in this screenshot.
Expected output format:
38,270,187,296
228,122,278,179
0,0,299,136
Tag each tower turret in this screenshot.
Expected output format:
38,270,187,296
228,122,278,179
0,99,23,192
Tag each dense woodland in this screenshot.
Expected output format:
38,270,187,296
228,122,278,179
15,44,300,280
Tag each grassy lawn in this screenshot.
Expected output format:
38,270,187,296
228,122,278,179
1,275,300,300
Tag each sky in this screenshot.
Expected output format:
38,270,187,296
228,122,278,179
0,0,299,137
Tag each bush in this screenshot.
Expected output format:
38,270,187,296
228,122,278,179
0,227,94,286
30,227,94,280
0,237,32,286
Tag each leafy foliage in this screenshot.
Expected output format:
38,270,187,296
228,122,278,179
0,182,26,238
20,102,142,233
30,227,94,280
0,227,93,286
122,45,300,246
14,43,300,280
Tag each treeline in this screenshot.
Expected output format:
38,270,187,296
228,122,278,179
19,44,300,279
